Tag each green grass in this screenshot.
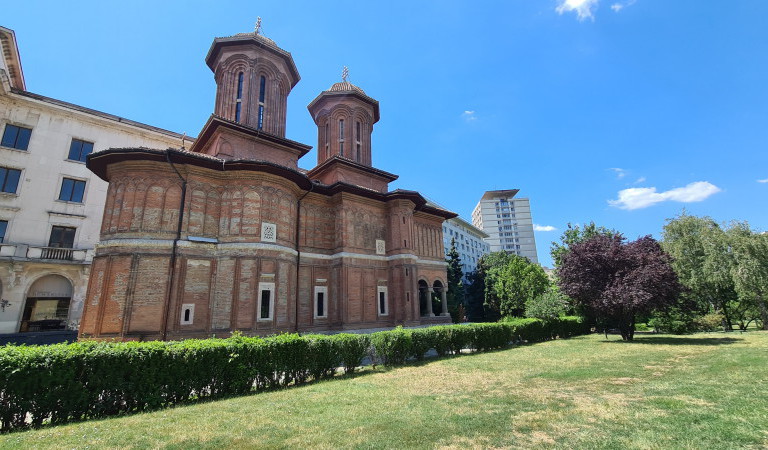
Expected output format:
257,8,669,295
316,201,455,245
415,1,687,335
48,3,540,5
3,332,767,449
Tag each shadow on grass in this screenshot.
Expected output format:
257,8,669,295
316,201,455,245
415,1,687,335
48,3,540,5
607,336,743,346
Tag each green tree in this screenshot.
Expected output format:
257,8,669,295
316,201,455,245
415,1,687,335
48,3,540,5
445,237,465,322
550,222,620,269
525,287,571,320
478,252,516,321
487,254,550,318
727,223,768,330
661,213,737,330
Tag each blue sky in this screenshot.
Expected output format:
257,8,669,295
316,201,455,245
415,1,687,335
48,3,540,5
6,0,768,268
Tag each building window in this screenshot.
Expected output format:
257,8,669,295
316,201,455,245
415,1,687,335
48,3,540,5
0,167,21,194
258,75,266,130
324,123,329,154
67,138,94,162
58,178,86,203
338,119,345,156
1,124,32,150
180,304,195,325
0,220,7,243
355,121,361,162
258,282,275,320
235,71,244,123
314,286,328,318
377,286,388,316
49,226,76,248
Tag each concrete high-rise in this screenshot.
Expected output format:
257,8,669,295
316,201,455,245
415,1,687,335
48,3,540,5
471,190,538,264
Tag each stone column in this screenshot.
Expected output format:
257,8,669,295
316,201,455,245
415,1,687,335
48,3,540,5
426,288,434,317
440,287,449,316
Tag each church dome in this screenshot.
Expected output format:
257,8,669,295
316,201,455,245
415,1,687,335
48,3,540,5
328,81,367,95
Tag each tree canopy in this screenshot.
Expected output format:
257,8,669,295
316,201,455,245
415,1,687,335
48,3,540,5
550,222,620,269
482,252,549,318
558,234,681,340
662,213,767,330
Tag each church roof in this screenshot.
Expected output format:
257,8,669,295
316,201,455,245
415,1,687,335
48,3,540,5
307,80,380,122
328,81,367,95
205,31,300,87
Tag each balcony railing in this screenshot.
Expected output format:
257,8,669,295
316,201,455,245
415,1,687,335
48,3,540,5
39,247,74,260
0,244,91,262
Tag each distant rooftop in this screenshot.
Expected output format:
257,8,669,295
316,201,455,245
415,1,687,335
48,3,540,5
480,189,521,201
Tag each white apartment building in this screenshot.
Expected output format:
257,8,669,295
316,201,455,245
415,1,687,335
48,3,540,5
0,26,187,335
442,216,490,283
472,189,539,264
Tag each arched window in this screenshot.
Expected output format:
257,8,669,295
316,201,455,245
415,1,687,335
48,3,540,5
235,72,244,123
258,75,266,130
355,121,362,162
324,123,329,157
338,119,345,156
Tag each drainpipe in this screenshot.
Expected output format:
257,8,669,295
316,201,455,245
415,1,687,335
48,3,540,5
294,181,315,332
162,150,188,341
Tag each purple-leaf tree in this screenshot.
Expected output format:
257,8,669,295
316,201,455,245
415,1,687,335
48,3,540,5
558,234,681,340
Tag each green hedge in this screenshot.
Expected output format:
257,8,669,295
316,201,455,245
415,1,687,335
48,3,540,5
0,317,588,432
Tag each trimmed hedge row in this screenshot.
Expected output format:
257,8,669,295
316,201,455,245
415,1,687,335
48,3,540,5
369,316,589,364
0,317,588,432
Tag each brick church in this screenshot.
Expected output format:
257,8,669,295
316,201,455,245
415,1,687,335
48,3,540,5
79,27,455,340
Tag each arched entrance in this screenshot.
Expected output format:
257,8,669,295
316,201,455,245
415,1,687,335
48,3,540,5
20,275,73,332
418,279,433,317
432,280,448,317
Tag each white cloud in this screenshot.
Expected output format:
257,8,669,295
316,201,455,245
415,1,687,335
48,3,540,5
758,178,768,183
609,181,722,210
611,0,636,12
534,224,557,232
634,176,646,184
608,167,627,179
556,0,599,21
461,110,477,122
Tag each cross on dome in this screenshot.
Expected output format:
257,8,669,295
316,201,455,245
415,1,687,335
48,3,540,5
254,17,262,35
341,66,349,82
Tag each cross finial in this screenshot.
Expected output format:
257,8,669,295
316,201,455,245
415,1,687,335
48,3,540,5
255,17,262,35
342,66,349,82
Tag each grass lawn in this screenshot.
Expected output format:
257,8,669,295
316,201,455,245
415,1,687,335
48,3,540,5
2,331,767,449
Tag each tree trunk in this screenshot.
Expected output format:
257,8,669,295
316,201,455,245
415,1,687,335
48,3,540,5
759,294,768,331
618,311,634,341
718,299,733,332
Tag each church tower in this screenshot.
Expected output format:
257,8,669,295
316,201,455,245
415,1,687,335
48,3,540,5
191,21,310,166
205,20,299,137
307,68,380,166
306,68,395,192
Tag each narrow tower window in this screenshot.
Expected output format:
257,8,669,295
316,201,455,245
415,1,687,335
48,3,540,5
355,121,361,162
339,119,345,156
324,123,329,156
235,72,244,123
258,75,266,130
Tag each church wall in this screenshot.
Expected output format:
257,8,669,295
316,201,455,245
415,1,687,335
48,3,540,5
81,155,453,340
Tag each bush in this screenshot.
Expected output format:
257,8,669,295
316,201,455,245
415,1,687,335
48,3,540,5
694,312,725,332
409,328,433,361
370,327,412,366
0,318,590,432
329,333,369,374
635,323,652,332
648,316,697,334
525,290,570,320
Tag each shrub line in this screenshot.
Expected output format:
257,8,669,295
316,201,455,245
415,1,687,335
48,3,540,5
0,316,588,432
